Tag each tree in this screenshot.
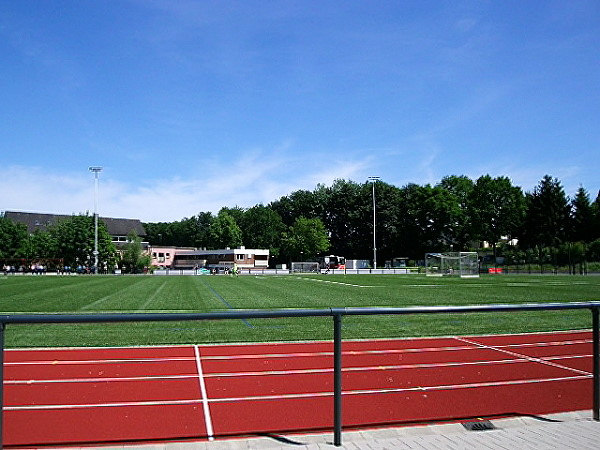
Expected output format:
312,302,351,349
592,190,600,242
395,183,430,260
282,217,330,262
219,206,245,226
270,189,323,227
521,175,571,249
0,217,28,258
571,186,595,243
239,205,285,256
121,230,151,273
17,230,57,261
319,180,371,259
209,211,242,249
468,175,525,262
49,215,117,269
437,175,474,250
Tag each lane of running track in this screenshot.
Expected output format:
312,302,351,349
2,330,592,447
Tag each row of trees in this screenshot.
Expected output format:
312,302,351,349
144,174,600,267
2,174,599,270
0,215,148,273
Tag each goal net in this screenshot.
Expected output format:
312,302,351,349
425,252,479,278
291,261,320,273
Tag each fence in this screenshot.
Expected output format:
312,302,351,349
1,301,599,447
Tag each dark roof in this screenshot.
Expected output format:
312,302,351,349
3,211,146,237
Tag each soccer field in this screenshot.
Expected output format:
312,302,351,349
0,274,598,347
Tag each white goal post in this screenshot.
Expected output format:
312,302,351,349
291,261,320,273
425,252,479,278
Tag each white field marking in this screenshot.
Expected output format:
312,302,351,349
456,337,593,376
137,281,168,311
402,284,443,287
78,293,117,311
194,345,214,441
6,374,590,412
295,277,379,288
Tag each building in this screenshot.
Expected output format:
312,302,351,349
3,211,148,249
171,247,270,270
149,246,194,268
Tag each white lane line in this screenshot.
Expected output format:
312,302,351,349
195,345,214,441
455,337,593,376
6,374,198,384
5,356,195,366
8,353,591,384
7,374,589,411
7,338,588,366
181,374,594,404
201,354,592,378
5,398,201,411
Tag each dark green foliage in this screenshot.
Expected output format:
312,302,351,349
521,175,571,249
282,217,330,261
0,217,28,257
571,186,594,242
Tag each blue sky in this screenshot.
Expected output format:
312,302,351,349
1,0,599,222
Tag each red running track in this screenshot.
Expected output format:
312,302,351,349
3,330,593,447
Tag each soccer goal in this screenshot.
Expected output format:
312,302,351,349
291,261,320,273
425,252,479,278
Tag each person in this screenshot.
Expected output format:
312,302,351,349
232,263,239,277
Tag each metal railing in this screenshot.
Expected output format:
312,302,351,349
1,301,599,447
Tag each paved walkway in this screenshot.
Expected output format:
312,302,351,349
66,410,600,450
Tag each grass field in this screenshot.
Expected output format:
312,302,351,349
0,274,598,348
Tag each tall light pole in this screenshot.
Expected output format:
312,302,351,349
367,176,380,269
89,166,103,273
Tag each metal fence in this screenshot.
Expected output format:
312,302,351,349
1,301,599,447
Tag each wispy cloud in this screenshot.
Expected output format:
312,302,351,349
1,149,376,222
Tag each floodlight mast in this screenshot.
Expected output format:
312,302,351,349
367,176,380,270
89,167,103,273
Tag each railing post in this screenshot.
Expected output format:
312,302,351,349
333,312,343,446
593,307,599,421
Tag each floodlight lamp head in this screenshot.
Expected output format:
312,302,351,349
367,176,380,182
89,166,103,173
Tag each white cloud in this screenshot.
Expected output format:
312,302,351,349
1,151,376,222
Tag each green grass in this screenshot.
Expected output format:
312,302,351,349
0,274,598,348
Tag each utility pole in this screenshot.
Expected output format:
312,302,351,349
89,167,103,273
367,176,380,269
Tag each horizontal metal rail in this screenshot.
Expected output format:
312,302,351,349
0,301,599,447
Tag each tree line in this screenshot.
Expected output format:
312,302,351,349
0,215,148,273
144,174,600,269
2,174,599,271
